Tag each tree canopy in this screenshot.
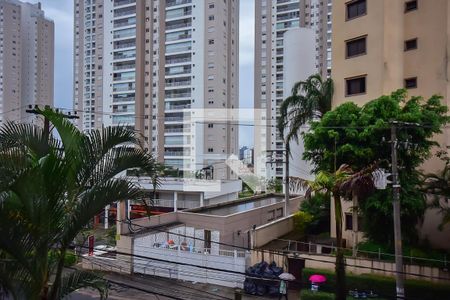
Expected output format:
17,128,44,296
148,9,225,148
302,90,449,246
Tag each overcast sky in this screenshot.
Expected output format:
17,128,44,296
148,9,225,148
34,0,255,147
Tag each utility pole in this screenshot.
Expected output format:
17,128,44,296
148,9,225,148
390,121,405,300
266,148,289,217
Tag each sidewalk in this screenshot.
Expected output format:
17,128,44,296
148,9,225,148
72,271,301,300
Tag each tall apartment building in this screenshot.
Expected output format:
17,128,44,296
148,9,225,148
74,0,239,179
253,0,332,181
331,0,450,250
0,0,54,125
331,0,449,169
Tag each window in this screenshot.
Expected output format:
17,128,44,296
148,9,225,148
346,36,366,58
405,0,418,12
404,38,417,51
346,76,366,96
209,3,214,9
405,77,417,89
208,15,214,21
208,148,214,153
208,39,215,45
346,0,366,20
208,123,214,128
345,214,353,230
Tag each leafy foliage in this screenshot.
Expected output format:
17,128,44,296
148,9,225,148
293,211,314,236
278,74,334,146
0,109,160,299
300,192,330,234
303,90,449,247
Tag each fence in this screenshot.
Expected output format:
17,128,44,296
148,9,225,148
133,242,248,288
273,238,449,269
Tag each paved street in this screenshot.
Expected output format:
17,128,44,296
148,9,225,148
67,272,300,300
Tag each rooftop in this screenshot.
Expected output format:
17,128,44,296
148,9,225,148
190,196,284,216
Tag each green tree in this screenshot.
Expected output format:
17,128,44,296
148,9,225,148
277,74,334,146
305,163,379,300
0,108,160,299
303,90,449,246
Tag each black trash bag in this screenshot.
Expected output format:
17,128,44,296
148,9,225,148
244,279,256,295
268,285,279,296
256,284,267,296
271,266,283,276
245,266,255,275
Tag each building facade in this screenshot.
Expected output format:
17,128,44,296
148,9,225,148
331,0,449,167
73,0,239,179
0,0,54,125
331,0,450,250
253,0,332,181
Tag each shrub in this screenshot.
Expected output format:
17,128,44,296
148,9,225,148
64,251,77,267
293,211,313,237
300,290,335,300
302,268,450,300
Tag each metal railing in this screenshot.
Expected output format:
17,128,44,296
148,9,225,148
166,0,192,8
114,0,135,7
273,238,449,269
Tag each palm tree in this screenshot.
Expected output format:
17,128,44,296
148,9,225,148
421,159,450,229
0,108,160,299
305,163,379,300
277,74,334,146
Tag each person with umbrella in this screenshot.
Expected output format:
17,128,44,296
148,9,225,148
278,273,295,300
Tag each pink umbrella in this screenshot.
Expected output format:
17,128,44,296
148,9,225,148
309,274,326,284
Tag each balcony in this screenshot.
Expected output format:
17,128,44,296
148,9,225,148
166,7,192,20
166,19,192,31
165,54,191,65
165,80,191,87
164,127,190,134
166,0,192,8
164,151,191,157
113,28,136,39
165,104,191,110
114,50,136,60
114,0,135,7
114,62,136,71
114,7,136,18
114,16,136,28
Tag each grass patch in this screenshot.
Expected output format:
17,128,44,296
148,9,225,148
302,268,450,300
300,290,387,300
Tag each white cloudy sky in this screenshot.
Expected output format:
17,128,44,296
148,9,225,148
34,0,255,147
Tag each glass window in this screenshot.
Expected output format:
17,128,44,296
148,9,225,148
404,38,418,51
346,0,366,20
346,76,366,96
346,36,366,58
405,0,418,12
405,77,417,89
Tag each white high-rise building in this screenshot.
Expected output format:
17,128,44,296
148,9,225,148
74,0,239,179
0,0,54,125
253,0,332,181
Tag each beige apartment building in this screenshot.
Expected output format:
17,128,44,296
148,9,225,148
331,0,450,249
0,0,54,125
74,0,239,179
332,0,449,160
254,0,332,181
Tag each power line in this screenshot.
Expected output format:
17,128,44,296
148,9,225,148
76,219,450,282
66,265,185,300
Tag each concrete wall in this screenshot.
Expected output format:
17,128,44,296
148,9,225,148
300,253,450,283
133,243,247,288
252,215,295,248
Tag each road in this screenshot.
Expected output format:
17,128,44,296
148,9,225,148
66,272,299,300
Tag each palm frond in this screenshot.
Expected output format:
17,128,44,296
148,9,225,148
50,270,108,300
